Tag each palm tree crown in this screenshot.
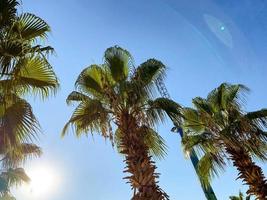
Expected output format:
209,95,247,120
63,46,181,200
182,83,267,199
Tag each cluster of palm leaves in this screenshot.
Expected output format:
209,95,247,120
0,0,58,198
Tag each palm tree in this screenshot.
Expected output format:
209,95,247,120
229,191,251,200
63,46,181,199
182,83,267,199
0,0,58,147
0,1,58,198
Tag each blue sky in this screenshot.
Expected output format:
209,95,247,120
12,0,267,199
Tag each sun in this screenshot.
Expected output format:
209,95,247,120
28,166,55,195
20,164,59,198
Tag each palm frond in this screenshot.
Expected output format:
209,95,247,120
0,176,8,194
0,93,40,146
11,56,59,98
30,45,54,56
246,109,267,128
197,152,225,188
183,107,206,133
104,46,132,82
0,40,25,75
66,91,91,105
132,59,166,98
192,97,214,115
62,99,110,138
207,83,249,111
1,168,30,186
75,64,113,99
1,143,42,168
15,13,50,40
147,98,183,127
142,126,168,159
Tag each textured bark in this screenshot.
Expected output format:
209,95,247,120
226,146,267,200
119,111,169,200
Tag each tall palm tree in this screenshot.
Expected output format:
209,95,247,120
0,1,58,198
182,83,267,199
63,46,181,199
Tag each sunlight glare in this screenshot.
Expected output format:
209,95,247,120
20,164,59,198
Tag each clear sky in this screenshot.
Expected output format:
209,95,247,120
12,0,267,199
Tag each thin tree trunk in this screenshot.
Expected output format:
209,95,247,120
119,112,169,200
226,146,267,199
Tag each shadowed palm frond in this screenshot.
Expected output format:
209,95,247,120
207,83,249,111
132,59,166,98
141,126,168,159
183,107,206,133
1,143,42,168
66,91,91,105
62,99,110,138
0,167,30,197
0,93,40,147
104,46,132,82
246,109,267,128
2,168,30,185
0,0,18,28
146,98,183,127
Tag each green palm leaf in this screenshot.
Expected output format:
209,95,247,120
66,91,91,105
75,65,113,98
0,92,40,147
11,56,59,98
62,99,110,138
147,98,182,127
15,13,50,40
104,46,132,82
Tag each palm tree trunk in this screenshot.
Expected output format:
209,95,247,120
119,112,169,200
226,146,267,199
